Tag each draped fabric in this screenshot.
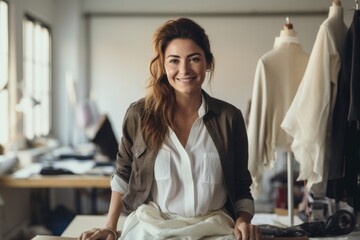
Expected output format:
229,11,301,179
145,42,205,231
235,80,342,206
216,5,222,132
327,9,360,211
247,34,309,196
280,6,347,195
119,202,235,240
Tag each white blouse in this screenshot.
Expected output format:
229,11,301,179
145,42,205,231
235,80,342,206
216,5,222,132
151,112,227,217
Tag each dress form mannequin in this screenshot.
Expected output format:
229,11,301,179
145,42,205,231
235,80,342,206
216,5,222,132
332,0,341,7
280,17,297,37
274,17,299,48
248,16,309,226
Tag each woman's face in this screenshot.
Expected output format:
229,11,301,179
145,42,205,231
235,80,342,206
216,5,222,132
164,38,207,96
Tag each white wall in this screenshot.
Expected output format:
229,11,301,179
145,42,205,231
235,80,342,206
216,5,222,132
88,15,327,140
52,0,87,146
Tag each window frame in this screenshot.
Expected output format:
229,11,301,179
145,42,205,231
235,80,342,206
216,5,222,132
22,13,52,140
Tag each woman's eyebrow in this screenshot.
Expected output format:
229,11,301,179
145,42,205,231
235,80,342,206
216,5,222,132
166,54,180,59
166,52,202,59
187,53,201,58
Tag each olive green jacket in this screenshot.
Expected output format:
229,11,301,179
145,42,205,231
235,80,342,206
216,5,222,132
115,90,253,220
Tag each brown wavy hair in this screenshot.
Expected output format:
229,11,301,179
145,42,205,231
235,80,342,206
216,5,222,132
142,18,215,150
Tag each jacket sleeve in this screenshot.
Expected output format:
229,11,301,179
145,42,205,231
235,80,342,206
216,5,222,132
114,102,140,183
233,109,255,216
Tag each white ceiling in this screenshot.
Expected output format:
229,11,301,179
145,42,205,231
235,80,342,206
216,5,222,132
81,0,355,14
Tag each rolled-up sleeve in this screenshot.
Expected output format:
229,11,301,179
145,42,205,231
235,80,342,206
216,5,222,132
235,199,255,217
110,174,128,194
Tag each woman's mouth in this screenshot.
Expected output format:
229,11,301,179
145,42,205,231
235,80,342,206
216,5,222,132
176,77,196,82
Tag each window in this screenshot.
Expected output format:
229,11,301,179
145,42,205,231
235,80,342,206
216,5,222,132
0,0,9,145
23,15,51,139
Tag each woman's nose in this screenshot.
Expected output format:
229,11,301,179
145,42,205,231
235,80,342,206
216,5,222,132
179,61,190,74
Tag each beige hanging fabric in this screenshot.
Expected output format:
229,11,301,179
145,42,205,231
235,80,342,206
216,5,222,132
281,4,347,196
247,22,309,197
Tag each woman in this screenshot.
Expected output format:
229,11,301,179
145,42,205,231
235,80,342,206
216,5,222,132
80,18,258,240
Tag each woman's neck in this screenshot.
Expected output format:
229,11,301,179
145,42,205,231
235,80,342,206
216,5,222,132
175,92,202,116
329,2,343,20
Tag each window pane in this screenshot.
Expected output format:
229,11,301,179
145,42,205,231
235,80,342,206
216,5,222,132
23,16,51,140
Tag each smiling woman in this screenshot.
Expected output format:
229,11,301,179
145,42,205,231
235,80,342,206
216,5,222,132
79,17,258,240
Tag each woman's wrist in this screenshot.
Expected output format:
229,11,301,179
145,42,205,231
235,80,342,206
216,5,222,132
236,211,253,224
104,227,120,239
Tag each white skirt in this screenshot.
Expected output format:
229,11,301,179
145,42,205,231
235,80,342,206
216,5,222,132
119,202,236,240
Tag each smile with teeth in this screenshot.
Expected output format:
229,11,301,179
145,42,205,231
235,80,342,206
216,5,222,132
176,77,196,82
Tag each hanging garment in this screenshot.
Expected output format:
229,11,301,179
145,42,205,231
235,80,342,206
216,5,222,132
327,9,360,211
280,5,347,195
247,32,309,196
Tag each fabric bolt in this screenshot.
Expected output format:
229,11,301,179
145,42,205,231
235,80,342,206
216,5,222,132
280,5,347,195
247,30,309,196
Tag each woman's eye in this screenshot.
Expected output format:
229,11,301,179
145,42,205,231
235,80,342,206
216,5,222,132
169,59,179,64
190,57,200,63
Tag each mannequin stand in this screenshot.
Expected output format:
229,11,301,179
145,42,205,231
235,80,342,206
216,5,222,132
287,152,294,226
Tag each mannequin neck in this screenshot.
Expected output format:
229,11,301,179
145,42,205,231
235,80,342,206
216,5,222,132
332,0,341,7
280,28,297,37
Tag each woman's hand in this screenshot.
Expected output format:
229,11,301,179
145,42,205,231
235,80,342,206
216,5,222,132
233,216,259,240
78,227,120,240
